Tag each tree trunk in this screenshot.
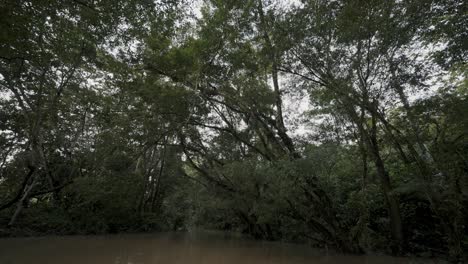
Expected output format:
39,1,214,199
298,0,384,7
0,167,35,211
257,0,299,159
372,146,404,254
8,173,38,227
368,111,403,254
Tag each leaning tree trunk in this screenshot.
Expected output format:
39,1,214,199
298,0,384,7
8,173,38,227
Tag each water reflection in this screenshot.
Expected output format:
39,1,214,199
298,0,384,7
0,232,435,264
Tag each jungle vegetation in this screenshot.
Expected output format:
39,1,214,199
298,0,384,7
0,0,467,261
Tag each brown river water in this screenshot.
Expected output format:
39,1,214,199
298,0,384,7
0,231,440,264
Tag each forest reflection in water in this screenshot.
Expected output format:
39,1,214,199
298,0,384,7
0,231,437,264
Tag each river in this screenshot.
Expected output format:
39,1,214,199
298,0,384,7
0,231,437,264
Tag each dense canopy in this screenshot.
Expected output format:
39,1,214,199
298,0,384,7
0,0,467,262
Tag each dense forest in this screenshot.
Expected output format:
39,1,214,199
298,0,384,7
0,0,467,262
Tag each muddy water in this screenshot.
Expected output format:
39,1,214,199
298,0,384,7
0,231,435,264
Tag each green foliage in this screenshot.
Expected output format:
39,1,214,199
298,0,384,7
0,0,466,261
